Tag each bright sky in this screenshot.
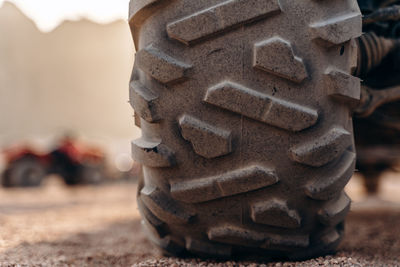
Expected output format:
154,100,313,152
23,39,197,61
0,0,130,32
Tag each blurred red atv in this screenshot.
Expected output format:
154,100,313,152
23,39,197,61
1,137,106,187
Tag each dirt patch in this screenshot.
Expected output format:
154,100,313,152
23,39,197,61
0,180,399,266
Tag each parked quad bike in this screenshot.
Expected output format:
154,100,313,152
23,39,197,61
128,0,400,260
1,137,106,187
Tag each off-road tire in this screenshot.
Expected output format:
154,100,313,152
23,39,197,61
76,163,105,185
63,164,104,186
2,156,46,187
129,0,362,260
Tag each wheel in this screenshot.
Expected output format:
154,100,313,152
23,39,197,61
129,0,362,260
76,163,105,185
63,163,105,185
2,156,46,187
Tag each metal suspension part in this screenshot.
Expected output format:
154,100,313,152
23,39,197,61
363,5,400,25
353,32,399,78
354,32,400,117
355,85,400,117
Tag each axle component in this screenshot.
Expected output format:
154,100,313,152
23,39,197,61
354,32,399,78
355,85,400,117
363,5,400,25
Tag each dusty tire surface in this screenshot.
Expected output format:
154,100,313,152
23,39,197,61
129,0,362,260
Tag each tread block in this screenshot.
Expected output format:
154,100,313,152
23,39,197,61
310,12,362,47
306,150,356,200
325,68,360,102
171,165,279,203
208,225,264,247
250,199,301,229
144,230,185,256
349,39,359,72
290,127,352,167
132,138,176,168
130,80,160,123
160,236,186,256
204,81,318,132
208,225,309,249
185,238,232,258
179,115,232,159
129,0,160,20
141,219,164,241
140,186,195,224
262,234,309,250
129,0,172,50
318,192,351,226
167,0,281,45
320,229,341,247
254,37,308,83
134,111,141,128
135,44,191,84
137,197,166,238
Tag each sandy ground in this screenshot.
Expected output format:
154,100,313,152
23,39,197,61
0,175,399,266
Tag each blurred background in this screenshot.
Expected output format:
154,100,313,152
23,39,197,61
0,0,139,179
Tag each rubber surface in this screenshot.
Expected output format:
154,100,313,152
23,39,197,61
129,0,362,260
